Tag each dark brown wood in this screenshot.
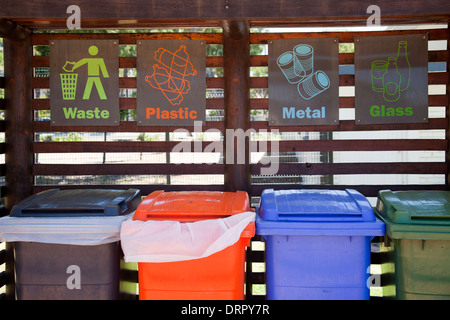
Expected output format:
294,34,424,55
251,162,447,175
4,33,33,300
33,163,225,175
446,27,450,188
251,118,448,132
32,97,225,110
33,141,223,153
251,184,447,198
33,184,226,196
250,28,449,44
272,139,447,152
32,32,223,45
2,1,450,28
222,20,251,193
32,138,446,154
33,120,225,132
0,18,31,41
4,37,33,209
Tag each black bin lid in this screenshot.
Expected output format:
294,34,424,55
10,188,141,217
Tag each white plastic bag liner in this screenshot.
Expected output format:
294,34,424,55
0,212,133,245
120,211,255,263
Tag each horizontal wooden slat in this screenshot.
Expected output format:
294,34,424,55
0,271,6,290
6,0,450,22
33,141,223,153
32,32,223,45
36,162,445,177
33,50,448,69
32,97,225,110
249,50,449,66
33,163,225,175
249,73,448,88
250,118,448,132
33,139,447,154
33,120,224,132
32,118,448,133
33,184,226,195
32,56,224,68
274,139,447,152
32,77,224,89
250,184,447,198
31,73,448,90
31,95,448,111
250,28,449,44
0,249,5,265
252,162,447,175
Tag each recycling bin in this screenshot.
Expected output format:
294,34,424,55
256,189,385,300
128,190,255,300
375,190,450,300
3,188,141,300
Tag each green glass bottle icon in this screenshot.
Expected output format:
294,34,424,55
382,57,401,102
396,41,410,92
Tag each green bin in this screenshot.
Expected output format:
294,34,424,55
375,190,450,300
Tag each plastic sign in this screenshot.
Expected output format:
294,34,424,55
355,34,428,124
137,40,206,126
50,40,119,126
268,38,339,126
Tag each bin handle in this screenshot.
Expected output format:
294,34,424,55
111,189,141,215
379,190,410,223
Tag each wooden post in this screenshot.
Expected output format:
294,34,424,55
3,28,33,300
221,20,251,193
447,26,450,190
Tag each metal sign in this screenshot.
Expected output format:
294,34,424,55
50,40,119,126
355,34,428,124
137,40,206,126
268,38,339,126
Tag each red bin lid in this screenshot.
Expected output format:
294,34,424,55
133,190,250,222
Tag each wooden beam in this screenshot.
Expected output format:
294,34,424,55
4,36,33,211
447,26,450,188
222,20,251,193
1,1,449,22
0,19,31,41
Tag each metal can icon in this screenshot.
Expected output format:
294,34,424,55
297,70,330,100
293,44,314,77
277,51,306,84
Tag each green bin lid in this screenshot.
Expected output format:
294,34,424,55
375,190,450,240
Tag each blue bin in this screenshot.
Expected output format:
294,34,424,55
256,189,385,300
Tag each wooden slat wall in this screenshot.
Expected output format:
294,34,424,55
28,25,450,300
245,25,449,299
32,32,225,196
248,27,448,198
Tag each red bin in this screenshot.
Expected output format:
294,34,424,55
132,190,255,300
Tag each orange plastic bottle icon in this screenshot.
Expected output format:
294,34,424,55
145,45,197,106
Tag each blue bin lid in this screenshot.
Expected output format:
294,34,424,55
256,189,385,237
259,189,375,222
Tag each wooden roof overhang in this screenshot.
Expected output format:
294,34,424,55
1,0,450,34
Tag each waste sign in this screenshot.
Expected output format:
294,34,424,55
50,40,119,126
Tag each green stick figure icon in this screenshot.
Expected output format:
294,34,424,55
64,45,109,100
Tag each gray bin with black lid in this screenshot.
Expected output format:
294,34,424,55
6,188,141,300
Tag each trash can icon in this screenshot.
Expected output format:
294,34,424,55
60,73,78,100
